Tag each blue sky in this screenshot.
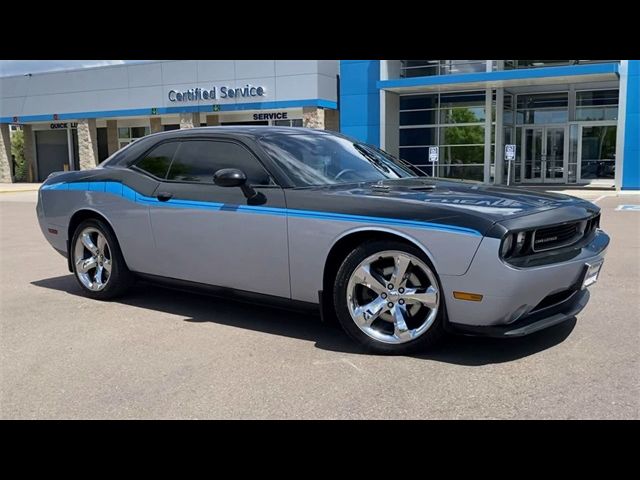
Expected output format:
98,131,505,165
0,60,154,77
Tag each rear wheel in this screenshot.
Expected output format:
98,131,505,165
71,218,133,300
333,240,445,354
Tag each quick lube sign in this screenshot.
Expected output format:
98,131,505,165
168,85,266,102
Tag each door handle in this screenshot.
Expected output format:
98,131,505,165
156,192,173,202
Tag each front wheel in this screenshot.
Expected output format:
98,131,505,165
70,218,133,300
333,240,445,354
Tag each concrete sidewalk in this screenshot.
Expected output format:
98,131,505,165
0,183,42,193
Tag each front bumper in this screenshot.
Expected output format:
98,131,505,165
446,287,589,337
440,229,609,334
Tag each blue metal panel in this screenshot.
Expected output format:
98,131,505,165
339,60,380,146
622,60,640,190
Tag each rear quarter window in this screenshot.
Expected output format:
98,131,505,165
134,142,180,179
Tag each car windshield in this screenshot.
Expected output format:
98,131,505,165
259,134,423,187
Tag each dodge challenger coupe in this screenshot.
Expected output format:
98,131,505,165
37,127,609,354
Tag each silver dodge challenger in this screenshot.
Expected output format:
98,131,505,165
37,127,609,354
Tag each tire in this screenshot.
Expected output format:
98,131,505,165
70,218,134,300
333,240,445,355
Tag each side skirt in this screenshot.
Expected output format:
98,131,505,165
133,272,320,316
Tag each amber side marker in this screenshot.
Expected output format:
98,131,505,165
453,291,483,302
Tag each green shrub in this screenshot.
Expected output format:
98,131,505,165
10,130,28,182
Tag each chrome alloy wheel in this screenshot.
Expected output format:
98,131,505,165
346,250,440,344
73,227,112,291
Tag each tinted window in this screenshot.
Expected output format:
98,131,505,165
167,140,272,185
135,142,179,178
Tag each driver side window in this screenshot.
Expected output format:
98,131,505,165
166,140,274,185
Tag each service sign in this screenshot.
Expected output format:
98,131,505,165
428,146,439,163
505,144,516,161
168,84,266,102
50,122,77,129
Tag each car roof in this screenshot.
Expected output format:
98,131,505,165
144,126,341,140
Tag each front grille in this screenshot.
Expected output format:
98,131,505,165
531,213,600,253
532,223,581,251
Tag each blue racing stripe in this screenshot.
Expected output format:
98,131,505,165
40,180,482,237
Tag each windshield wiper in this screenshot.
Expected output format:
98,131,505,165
356,143,431,178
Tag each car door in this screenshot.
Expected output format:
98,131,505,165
145,137,290,299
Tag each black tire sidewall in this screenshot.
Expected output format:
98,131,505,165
333,240,445,355
70,218,132,300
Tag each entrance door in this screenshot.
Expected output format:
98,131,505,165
521,126,567,183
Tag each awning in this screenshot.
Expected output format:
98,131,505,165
377,63,620,94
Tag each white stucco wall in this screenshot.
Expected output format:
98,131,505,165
0,60,339,119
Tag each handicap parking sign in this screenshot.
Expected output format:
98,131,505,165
505,144,516,161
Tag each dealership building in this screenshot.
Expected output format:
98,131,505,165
1,59,638,190
0,60,339,182
340,60,639,190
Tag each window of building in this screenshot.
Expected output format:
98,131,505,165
163,124,180,131
134,141,180,179
576,89,619,121
398,91,490,181
504,60,615,70
400,60,488,78
272,119,303,127
516,92,568,124
580,125,617,180
166,140,273,185
118,126,150,149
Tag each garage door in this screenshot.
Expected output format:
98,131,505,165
35,130,69,181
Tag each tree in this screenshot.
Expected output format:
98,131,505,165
10,130,28,182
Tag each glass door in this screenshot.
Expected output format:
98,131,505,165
521,126,567,183
522,127,543,182
544,127,566,182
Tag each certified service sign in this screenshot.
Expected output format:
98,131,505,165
168,85,266,102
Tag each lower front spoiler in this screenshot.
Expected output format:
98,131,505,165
446,288,590,338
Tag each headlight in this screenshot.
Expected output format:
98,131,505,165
501,234,513,257
515,231,526,253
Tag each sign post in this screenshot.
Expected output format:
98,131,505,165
428,146,439,178
505,144,516,186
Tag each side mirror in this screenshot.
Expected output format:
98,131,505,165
213,168,246,187
213,168,265,205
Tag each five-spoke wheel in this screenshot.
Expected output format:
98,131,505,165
334,240,445,354
74,227,112,291
70,218,133,299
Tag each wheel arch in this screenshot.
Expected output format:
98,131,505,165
67,208,127,272
320,227,438,322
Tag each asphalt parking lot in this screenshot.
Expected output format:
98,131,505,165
1,188,638,419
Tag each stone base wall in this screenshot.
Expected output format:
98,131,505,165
206,115,220,126
180,112,200,129
302,107,325,129
77,119,98,170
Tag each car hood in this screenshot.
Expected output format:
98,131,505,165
305,177,592,221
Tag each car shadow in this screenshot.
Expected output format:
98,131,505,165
31,275,577,366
